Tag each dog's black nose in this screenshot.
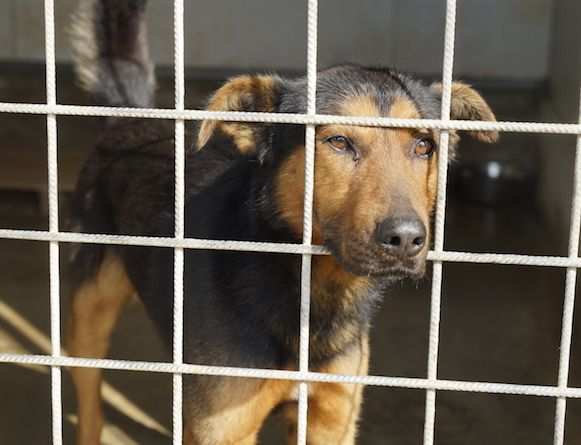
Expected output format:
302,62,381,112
376,217,426,258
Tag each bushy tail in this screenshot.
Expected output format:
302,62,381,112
70,0,155,107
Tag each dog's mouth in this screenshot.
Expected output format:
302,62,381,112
325,236,428,279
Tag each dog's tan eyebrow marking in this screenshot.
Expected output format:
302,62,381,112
340,96,381,117
386,97,438,142
388,96,421,120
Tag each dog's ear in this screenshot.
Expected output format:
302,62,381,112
197,75,282,155
430,82,499,143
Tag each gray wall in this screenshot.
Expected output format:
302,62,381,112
538,0,581,244
0,0,553,80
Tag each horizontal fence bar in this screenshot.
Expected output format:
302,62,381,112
1,102,580,135
1,353,580,399
1,228,580,268
0,229,324,255
426,250,581,268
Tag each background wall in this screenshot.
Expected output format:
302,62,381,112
538,0,581,245
0,0,553,80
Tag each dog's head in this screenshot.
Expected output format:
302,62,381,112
198,65,498,278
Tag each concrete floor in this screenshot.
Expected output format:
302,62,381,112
1,69,581,444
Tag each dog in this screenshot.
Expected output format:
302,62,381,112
66,1,498,444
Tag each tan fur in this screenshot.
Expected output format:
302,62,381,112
312,256,370,301
388,96,421,120
197,75,278,153
431,81,499,143
185,378,295,445
310,256,372,357
282,337,369,445
180,332,369,445
274,147,310,238
340,96,381,117
67,252,136,445
388,99,439,217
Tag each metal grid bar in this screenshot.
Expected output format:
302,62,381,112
3,353,581,399
43,0,63,443
1,102,580,134
0,0,579,444
553,89,581,445
172,0,185,443
7,228,581,267
423,1,457,443
297,0,319,442
6,228,581,267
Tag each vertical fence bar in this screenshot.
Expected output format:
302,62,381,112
44,0,63,443
423,1,457,444
173,0,186,443
297,0,319,443
553,89,581,445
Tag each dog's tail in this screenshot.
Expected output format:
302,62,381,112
70,0,155,108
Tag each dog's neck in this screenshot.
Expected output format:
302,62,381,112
245,172,380,366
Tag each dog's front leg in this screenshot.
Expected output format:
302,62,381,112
282,337,369,445
183,376,293,445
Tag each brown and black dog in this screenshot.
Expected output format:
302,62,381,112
67,1,498,444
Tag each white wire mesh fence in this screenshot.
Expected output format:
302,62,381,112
0,0,579,444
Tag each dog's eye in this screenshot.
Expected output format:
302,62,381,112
326,135,350,152
325,135,360,161
414,137,436,158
